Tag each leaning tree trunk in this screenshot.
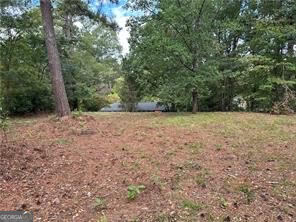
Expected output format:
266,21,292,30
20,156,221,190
40,0,71,117
192,88,198,114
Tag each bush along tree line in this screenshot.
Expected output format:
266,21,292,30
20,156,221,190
124,0,296,114
1,0,296,116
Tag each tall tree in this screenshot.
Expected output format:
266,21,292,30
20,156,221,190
40,0,70,117
127,0,217,113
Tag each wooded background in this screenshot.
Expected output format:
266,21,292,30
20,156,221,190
1,0,296,115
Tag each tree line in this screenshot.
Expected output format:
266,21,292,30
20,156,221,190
123,0,296,114
1,0,296,116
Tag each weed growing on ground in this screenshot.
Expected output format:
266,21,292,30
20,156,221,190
238,184,255,204
219,197,229,209
187,142,204,154
182,199,203,212
55,138,71,145
94,197,107,210
127,185,145,200
97,215,108,222
195,169,210,188
151,174,165,189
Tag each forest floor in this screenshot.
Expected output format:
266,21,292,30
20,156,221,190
0,112,295,222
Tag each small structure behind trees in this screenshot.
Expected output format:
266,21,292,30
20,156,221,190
100,102,166,112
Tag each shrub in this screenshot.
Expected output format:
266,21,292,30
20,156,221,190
80,94,110,112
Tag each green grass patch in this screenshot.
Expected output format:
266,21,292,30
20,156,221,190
55,138,71,145
182,199,203,212
238,183,255,204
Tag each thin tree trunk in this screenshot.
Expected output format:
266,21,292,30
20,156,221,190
288,41,294,57
171,103,176,112
40,0,71,117
192,88,198,114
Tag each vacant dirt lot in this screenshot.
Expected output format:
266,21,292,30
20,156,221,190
0,112,295,222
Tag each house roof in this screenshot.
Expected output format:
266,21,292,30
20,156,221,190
100,103,123,112
100,102,166,112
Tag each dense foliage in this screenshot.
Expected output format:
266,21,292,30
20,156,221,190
0,0,121,114
125,0,296,113
1,0,296,114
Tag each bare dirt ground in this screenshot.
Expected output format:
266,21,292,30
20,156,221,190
0,112,295,222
